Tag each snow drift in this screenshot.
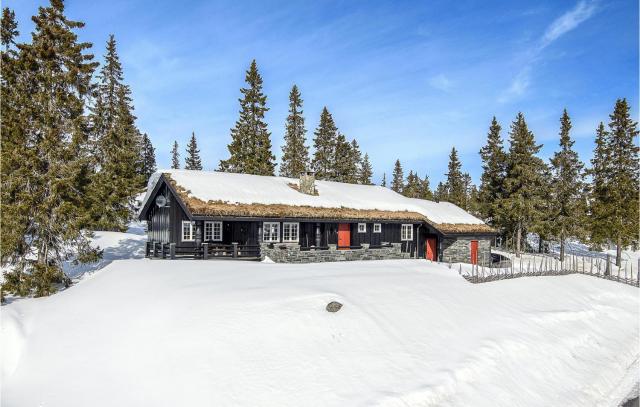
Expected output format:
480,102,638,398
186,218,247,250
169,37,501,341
1,257,638,406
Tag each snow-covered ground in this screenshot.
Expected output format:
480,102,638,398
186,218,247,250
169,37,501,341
2,242,638,406
62,222,147,280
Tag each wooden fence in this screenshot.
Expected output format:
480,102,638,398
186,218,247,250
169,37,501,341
460,252,639,287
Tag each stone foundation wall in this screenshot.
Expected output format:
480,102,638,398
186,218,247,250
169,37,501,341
260,243,410,263
441,237,492,266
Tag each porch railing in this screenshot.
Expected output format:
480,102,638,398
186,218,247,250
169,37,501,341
145,241,260,260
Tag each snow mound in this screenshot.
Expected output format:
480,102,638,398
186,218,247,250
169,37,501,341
1,259,637,406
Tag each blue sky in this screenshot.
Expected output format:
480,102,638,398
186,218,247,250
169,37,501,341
8,0,639,184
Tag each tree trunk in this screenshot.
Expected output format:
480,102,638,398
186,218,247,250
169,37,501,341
515,224,521,257
538,236,543,253
616,237,622,267
560,239,565,262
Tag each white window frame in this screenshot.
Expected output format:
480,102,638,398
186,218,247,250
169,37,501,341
357,223,367,233
373,223,382,233
182,220,194,242
401,224,413,241
263,222,280,242
283,222,299,242
204,221,223,242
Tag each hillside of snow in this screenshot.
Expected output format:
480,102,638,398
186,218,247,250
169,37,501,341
2,252,638,406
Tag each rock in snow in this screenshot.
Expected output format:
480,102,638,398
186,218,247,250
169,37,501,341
326,301,343,312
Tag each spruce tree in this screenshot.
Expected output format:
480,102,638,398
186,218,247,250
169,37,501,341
311,107,338,180
1,0,100,296
347,139,362,183
419,174,434,200
359,153,373,185
588,122,609,247
220,60,275,175
171,141,180,169
333,133,357,182
391,159,404,193
1,7,33,293
478,116,506,226
279,84,309,177
590,99,639,266
403,171,421,198
141,133,156,180
381,173,387,187
434,182,447,202
86,34,144,231
444,147,466,207
501,112,546,256
184,132,203,170
462,172,475,211
549,109,585,261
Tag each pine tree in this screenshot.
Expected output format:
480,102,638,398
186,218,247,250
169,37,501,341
219,59,275,175
171,141,180,169
478,116,506,226
467,185,481,216
331,132,354,182
141,133,156,180
588,122,609,247
403,171,421,198
380,173,387,187
444,147,466,207
280,85,309,178
348,139,362,184
1,7,34,294
86,34,144,231
184,132,203,170
434,182,447,202
590,99,639,266
391,159,404,193
359,153,373,185
1,0,100,296
501,112,546,256
419,174,433,200
311,107,338,180
549,109,585,261
462,172,475,211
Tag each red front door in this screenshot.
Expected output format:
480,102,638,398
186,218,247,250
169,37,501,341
338,224,350,249
470,240,478,265
426,237,437,261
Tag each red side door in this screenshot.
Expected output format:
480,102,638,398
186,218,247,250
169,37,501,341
337,224,350,249
426,237,437,261
470,240,478,265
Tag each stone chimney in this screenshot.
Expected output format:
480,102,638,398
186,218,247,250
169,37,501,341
299,171,316,195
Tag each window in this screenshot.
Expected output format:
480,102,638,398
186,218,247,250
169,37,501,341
358,223,367,233
373,223,381,233
283,222,299,242
401,224,413,241
263,222,280,242
204,221,222,241
182,221,194,241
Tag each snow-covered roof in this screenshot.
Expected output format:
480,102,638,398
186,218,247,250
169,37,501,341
141,170,493,234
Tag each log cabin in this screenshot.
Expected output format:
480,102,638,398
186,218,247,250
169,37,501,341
138,170,496,264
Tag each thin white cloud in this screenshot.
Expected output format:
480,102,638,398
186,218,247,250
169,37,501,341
428,74,453,91
500,0,598,103
540,0,598,50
